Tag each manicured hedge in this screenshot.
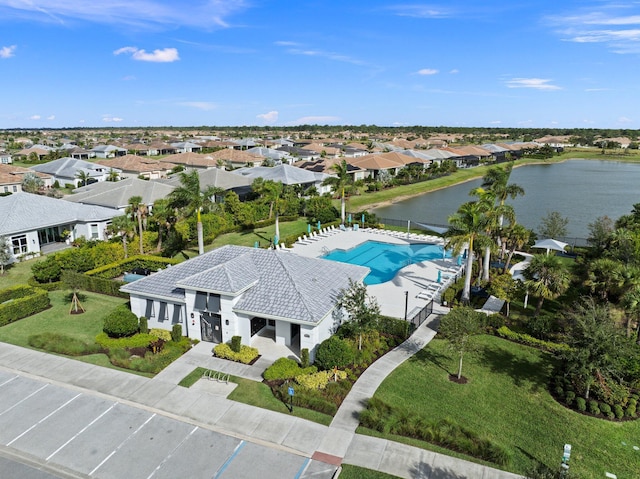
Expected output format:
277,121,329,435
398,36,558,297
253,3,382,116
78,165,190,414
95,331,155,350
85,255,180,279
263,357,317,380
496,326,571,354
103,305,139,338
0,285,50,326
62,271,127,298
213,343,259,364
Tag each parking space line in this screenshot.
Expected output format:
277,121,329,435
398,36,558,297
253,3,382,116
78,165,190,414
0,375,17,388
146,425,198,479
0,384,48,416
294,458,311,479
213,440,245,479
7,393,81,446
89,412,156,476
46,401,119,461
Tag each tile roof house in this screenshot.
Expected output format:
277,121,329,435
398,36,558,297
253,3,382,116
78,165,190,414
208,149,264,169
90,145,128,159
0,192,120,261
29,157,122,187
65,177,176,211
161,168,254,199
160,152,219,169
0,164,53,193
120,245,369,358
95,155,176,179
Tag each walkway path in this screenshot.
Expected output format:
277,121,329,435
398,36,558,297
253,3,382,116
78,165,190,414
0,308,522,479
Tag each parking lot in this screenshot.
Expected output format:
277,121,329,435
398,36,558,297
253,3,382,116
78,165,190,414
0,371,336,479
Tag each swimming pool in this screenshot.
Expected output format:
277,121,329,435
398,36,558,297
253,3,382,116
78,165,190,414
322,240,446,285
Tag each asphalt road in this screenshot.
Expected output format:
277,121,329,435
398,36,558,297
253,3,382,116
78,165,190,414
0,371,336,479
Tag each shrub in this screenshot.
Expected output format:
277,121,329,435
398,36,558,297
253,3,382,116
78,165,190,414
231,335,242,353
28,333,103,356
588,400,600,415
599,403,611,416
139,316,149,334
103,305,139,338
314,336,356,370
625,404,636,417
295,370,348,390
263,357,316,380
0,285,50,326
484,313,505,330
171,324,182,342
95,332,154,350
213,343,259,364
576,397,586,412
300,348,310,368
613,404,624,419
495,326,570,353
150,328,172,342
565,391,576,405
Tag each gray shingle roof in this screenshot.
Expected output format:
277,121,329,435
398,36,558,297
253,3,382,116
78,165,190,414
121,245,369,323
232,164,319,185
30,157,114,180
0,192,120,235
66,178,175,209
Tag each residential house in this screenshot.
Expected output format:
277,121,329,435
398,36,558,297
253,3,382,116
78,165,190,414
120,245,369,358
170,141,202,153
90,145,128,159
0,192,120,261
294,158,367,182
65,177,176,212
0,164,53,193
161,168,254,200
95,155,176,180
161,152,219,169
346,151,424,179
30,157,122,188
232,164,332,194
208,149,264,169
0,151,12,165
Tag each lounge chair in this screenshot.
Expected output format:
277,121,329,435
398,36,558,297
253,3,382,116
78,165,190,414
416,291,435,301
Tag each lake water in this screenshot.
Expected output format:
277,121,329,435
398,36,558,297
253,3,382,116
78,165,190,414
372,159,640,239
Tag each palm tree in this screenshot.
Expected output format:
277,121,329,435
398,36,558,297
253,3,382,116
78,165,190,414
127,196,147,255
502,223,530,273
252,179,284,242
149,198,174,252
106,215,136,258
621,286,640,340
168,170,219,255
322,160,352,224
75,170,91,187
523,254,570,316
445,201,490,304
107,168,120,182
482,163,524,245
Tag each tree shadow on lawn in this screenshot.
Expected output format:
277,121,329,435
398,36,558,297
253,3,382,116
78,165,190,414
476,343,555,393
411,347,452,376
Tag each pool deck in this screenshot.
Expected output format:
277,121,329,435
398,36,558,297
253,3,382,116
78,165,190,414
289,228,464,319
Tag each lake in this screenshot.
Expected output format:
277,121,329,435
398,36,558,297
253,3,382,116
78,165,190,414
371,159,640,239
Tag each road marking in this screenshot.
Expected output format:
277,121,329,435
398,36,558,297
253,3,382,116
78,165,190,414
146,425,198,479
0,375,18,388
0,383,48,416
7,393,81,446
213,440,245,479
89,412,156,476
294,458,311,479
46,401,119,461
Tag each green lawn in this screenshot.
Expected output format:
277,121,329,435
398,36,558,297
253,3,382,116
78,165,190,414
368,335,640,479
339,465,400,479
178,367,334,426
0,256,45,290
0,289,127,347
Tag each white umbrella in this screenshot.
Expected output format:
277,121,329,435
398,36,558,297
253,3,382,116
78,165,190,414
532,238,568,255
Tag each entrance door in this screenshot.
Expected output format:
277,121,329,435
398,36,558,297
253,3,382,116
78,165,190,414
200,313,222,343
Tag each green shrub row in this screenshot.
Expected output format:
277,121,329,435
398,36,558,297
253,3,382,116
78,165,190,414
553,377,638,419
0,284,35,303
61,271,128,298
496,326,571,354
377,315,414,340
213,343,259,364
108,339,192,374
263,357,317,381
85,255,180,279
360,397,511,466
95,331,155,350
0,286,50,326
295,370,347,390
28,333,104,356
28,277,64,291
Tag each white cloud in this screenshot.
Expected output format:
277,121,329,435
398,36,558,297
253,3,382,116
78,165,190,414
505,78,561,91
618,116,633,123
489,120,502,124
274,41,299,46
585,87,611,92
177,101,216,111
548,7,640,54
449,69,459,74
29,115,41,120
122,75,136,81
102,116,123,122
0,45,16,58
47,115,55,120
288,116,341,125
114,46,179,62
0,0,249,30
388,5,453,18
417,68,439,75
257,111,279,124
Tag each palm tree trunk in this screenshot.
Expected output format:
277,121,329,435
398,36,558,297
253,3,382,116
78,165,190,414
482,246,491,282
535,297,545,317
503,249,515,274
275,212,280,243
122,237,128,259
157,228,163,252
137,212,144,254
197,221,204,255
457,352,464,379
461,250,474,304
341,189,346,224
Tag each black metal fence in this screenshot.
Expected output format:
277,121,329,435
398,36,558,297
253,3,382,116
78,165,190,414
410,300,433,328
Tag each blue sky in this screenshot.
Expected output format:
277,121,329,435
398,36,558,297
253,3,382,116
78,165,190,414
1,1,639,129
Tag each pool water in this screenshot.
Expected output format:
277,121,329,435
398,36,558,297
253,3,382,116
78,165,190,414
322,240,446,285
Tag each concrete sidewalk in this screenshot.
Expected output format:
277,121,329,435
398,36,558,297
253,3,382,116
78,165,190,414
0,317,522,479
